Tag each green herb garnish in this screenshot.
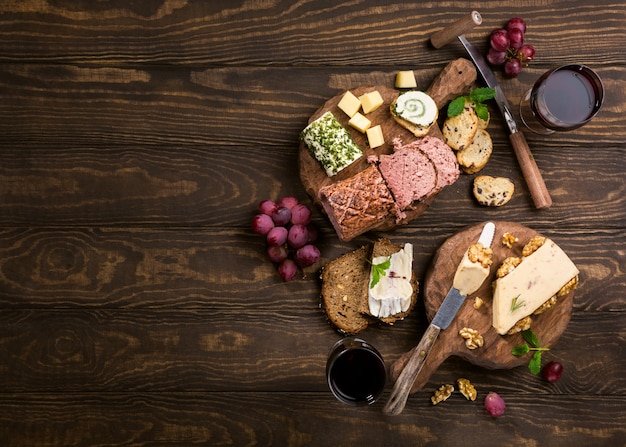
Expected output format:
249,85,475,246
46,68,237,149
510,294,525,312
512,329,550,374
447,87,496,121
368,256,391,288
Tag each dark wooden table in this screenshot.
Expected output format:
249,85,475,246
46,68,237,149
1,2,624,446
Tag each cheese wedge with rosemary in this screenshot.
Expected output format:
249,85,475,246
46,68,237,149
492,239,579,335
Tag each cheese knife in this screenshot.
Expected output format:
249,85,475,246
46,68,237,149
430,11,552,210
382,222,495,416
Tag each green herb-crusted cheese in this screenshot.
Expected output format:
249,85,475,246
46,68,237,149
300,111,363,177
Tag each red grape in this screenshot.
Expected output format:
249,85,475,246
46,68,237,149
290,203,312,225
267,244,288,263
272,206,291,225
288,224,309,248
484,392,506,417
278,259,298,281
490,29,510,52
278,196,299,210
296,244,320,267
487,48,507,65
504,58,522,77
267,226,288,246
258,199,277,216
507,17,527,34
252,214,274,235
542,361,564,382
508,28,524,49
517,44,536,62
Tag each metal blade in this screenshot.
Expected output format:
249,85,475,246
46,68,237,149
430,222,496,330
431,286,465,330
458,35,519,134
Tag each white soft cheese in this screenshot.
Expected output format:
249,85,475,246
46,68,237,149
368,243,413,318
492,239,579,335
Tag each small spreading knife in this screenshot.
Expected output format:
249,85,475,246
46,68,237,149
382,222,495,416
430,11,552,210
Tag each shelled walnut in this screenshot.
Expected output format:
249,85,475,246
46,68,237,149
431,384,454,405
459,327,484,349
501,232,518,248
457,378,477,401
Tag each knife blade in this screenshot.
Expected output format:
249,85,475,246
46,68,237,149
382,222,495,416
457,35,552,209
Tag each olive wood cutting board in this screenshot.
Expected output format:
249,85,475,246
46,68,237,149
299,58,477,232
389,221,576,394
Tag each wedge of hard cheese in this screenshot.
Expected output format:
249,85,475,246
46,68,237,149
492,239,579,335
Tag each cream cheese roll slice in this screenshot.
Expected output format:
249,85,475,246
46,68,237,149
393,91,438,127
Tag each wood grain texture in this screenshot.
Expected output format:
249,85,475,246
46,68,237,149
0,1,624,446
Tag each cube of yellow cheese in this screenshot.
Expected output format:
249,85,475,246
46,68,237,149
366,125,384,148
395,70,418,89
337,90,361,118
348,112,371,133
359,91,384,114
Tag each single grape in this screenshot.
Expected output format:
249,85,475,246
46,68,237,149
296,244,321,267
288,224,309,249
278,196,299,210
258,199,277,216
506,17,527,34
508,28,524,49
484,392,506,417
504,59,522,77
267,244,288,263
486,48,507,65
542,361,564,382
290,203,312,225
517,44,536,63
278,259,298,281
267,226,288,246
252,214,274,235
306,223,318,243
490,28,510,52
272,206,291,225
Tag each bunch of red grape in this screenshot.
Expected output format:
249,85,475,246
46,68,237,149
486,17,536,78
251,196,321,281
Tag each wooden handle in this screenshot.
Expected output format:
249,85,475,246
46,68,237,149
430,11,482,49
509,131,552,209
382,324,441,416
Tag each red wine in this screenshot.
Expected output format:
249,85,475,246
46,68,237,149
326,338,386,405
530,65,603,130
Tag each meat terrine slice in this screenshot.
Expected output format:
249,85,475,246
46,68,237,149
319,164,397,241
300,111,363,177
377,148,437,210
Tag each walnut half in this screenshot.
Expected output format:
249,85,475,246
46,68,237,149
457,378,477,401
431,384,454,405
459,327,484,349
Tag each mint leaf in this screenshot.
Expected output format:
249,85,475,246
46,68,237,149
529,351,543,374
512,344,530,356
369,257,391,288
474,102,489,122
469,87,496,103
522,329,540,348
447,96,467,117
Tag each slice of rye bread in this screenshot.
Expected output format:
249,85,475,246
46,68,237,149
320,244,373,334
320,239,419,334
358,238,419,325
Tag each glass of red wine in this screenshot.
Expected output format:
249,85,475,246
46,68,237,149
326,337,386,406
519,64,604,134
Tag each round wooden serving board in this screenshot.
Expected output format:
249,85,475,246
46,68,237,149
390,221,576,394
299,58,477,232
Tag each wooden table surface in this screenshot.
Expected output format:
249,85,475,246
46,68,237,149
1,1,625,446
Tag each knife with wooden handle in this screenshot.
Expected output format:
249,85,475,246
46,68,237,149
382,222,495,416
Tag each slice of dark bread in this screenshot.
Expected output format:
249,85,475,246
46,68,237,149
320,244,373,334
320,239,419,334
